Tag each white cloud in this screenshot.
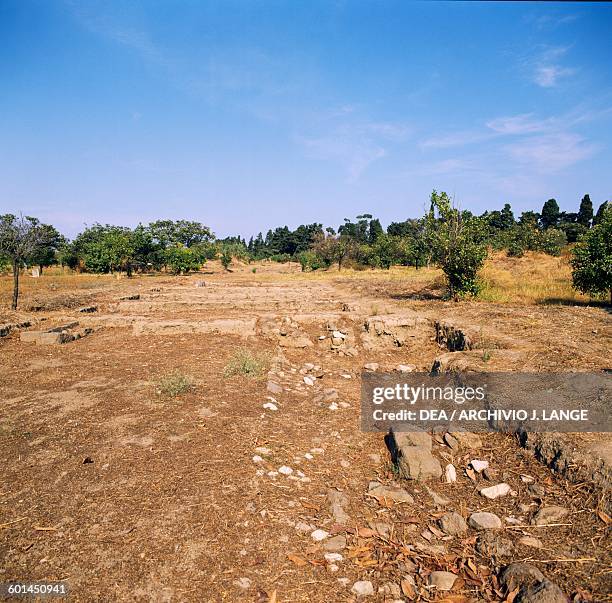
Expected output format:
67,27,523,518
486,113,551,135
534,64,576,88
526,45,576,88
504,132,596,172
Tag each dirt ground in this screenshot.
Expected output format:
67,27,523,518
0,261,610,602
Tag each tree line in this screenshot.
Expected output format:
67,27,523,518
1,193,610,308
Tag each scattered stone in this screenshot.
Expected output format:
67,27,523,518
304,453,314,460
252,455,263,463
263,402,278,411
399,447,442,480
480,483,512,499
444,433,459,450
327,489,350,524
324,535,347,552
393,431,432,450
303,376,315,386
450,431,483,449
532,506,569,526
516,579,567,603
367,483,414,504
499,563,545,591
324,552,343,563
266,382,283,394
470,459,489,473
363,363,379,371
234,577,251,589
428,571,457,591
439,512,467,536
528,483,546,497
332,330,347,340
379,582,401,598
445,463,457,483
351,581,374,597
295,521,315,533
311,529,329,541
78,305,98,313
424,486,450,507
518,536,544,549
119,294,140,300
194,280,206,287
520,474,535,484
469,512,502,530
323,388,338,401
328,402,339,411
255,447,271,455
337,577,350,587
278,466,293,476
397,364,416,373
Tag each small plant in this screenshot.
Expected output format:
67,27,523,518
220,249,232,271
224,348,269,378
252,267,257,273
482,349,491,362
156,371,193,398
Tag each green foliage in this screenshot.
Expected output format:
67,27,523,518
156,371,194,398
577,194,593,227
535,228,567,256
71,224,136,274
426,191,488,298
297,250,321,271
223,348,269,378
571,205,612,302
593,201,610,226
164,244,202,274
540,198,560,229
148,220,213,248
220,248,232,270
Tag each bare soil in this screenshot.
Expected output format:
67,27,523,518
0,262,610,602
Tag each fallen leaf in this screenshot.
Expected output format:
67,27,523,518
287,554,307,567
504,588,519,603
358,527,377,538
596,510,611,525
401,579,416,599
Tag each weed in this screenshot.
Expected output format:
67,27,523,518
156,371,193,398
224,348,269,378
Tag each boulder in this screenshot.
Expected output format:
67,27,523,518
399,447,442,480
499,563,545,591
532,506,569,526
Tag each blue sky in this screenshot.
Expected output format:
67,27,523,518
1,1,611,238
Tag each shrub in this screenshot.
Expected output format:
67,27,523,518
164,245,202,274
535,228,566,256
571,205,612,303
156,371,194,398
223,348,269,378
220,249,232,270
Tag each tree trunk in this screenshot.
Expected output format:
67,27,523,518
12,259,19,310
39,264,43,276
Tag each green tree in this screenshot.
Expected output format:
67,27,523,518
426,191,488,298
577,194,594,228
27,224,64,274
571,204,612,303
0,214,54,309
540,198,560,229
220,248,232,271
593,201,610,226
163,244,202,274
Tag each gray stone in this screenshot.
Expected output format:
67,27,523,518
518,536,544,549
516,580,567,603
428,571,457,591
532,506,569,526
399,447,442,480
468,512,502,530
439,512,467,536
351,580,374,597
363,362,379,371
327,489,350,524
324,535,347,552
393,430,432,450
368,484,414,504
449,431,483,449
444,432,459,450
500,563,545,591
266,381,283,394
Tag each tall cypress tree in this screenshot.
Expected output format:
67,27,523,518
577,194,594,227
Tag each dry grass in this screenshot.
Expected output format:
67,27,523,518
223,348,269,378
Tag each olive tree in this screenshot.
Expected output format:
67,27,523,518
0,214,54,310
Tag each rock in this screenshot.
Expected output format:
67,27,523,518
267,382,283,394
470,459,489,473
469,512,502,530
278,466,293,475
425,486,450,506
351,581,374,597
516,579,567,603
399,447,442,480
532,506,569,526
393,430,432,450
518,536,544,549
295,521,315,533
397,364,416,373
234,577,251,589
363,362,379,371
528,483,546,497
439,512,467,536
500,563,545,591
476,532,514,558
311,529,329,541
444,433,459,450
303,376,315,386
367,483,414,504
332,330,347,340
263,402,278,411
252,455,263,463
428,571,457,591
324,552,343,562
323,388,339,401
480,483,512,499
327,489,350,524
379,582,401,598
450,431,483,449
445,463,457,483
324,535,347,551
